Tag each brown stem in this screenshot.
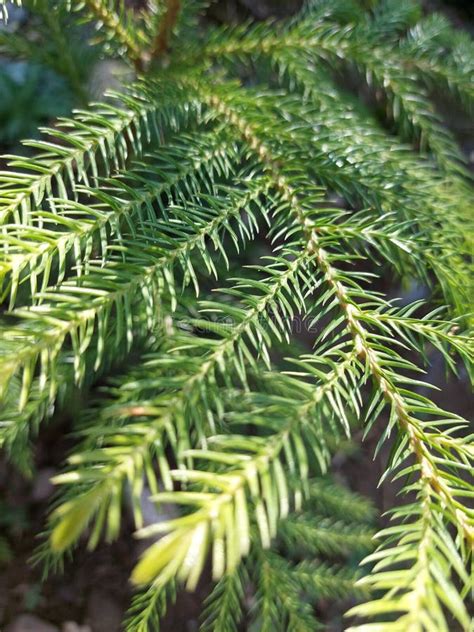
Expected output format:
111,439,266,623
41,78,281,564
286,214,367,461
149,0,181,60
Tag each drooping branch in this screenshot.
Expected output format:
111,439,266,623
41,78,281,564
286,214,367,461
200,86,474,548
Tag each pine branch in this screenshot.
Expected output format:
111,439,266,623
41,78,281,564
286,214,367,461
291,558,365,602
401,14,474,113
199,12,470,174
254,551,321,632
47,241,318,553
0,127,239,307
197,81,470,315
1,2,472,630
0,177,268,420
126,475,374,631
302,478,376,525
213,53,471,309
126,352,358,587
0,78,194,230
347,480,472,631
79,0,148,69
188,82,473,627
200,566,247,632
278,516,373,558
204,90,470,491
126,582,177,632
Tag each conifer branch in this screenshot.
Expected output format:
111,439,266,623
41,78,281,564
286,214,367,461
199,89,472,541
200,14,471,174
0,128,238,307
48,243,320,553
0,80,192,229
195,85,473,628
81,0,146,69
0,2,472,629
0,179,269,413
126,352,357,583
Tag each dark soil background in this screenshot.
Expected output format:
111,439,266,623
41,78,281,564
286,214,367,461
0,1,472,631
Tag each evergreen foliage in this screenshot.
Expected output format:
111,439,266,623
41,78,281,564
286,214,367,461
0,0,473,629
